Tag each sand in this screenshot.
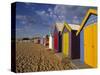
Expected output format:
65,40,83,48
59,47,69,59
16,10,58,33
16,42,75,73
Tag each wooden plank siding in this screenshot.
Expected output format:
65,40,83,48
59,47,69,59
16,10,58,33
62,22,80,59
75,9,97,67
62,32,69,57
84,24,97,67
54,23,64,52
71,30,80,59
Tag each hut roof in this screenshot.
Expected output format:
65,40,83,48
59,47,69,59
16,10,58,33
68,24,80,30
76,9,97,36
55,23,64,32
63,22,80,32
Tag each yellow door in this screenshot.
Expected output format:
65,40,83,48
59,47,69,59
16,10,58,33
84,24,97,67
63,32,69,57
93,24,97,67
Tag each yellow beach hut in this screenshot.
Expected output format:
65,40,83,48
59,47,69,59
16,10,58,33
76,9,97,68
62,22,80,59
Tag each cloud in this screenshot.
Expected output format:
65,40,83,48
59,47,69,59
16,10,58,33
35,5,87,24
16,15,27,20
16,15,37,26
72,19,80,24
36,10,46,15
47,5,68,22
72,16,80,24
54,5,67,15
48,8,52,12
16,3,96,38
52,5,91,24
16,15,29,28
35,6,66,23
34,5,89,24
16,14,51,38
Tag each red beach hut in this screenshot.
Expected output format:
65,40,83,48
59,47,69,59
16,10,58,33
53,23,64,52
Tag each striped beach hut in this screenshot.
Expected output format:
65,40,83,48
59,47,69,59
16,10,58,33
53,23,64,52
76,9,97,67
62,22,80,59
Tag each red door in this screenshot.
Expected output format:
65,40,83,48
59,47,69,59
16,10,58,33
54,33,58,52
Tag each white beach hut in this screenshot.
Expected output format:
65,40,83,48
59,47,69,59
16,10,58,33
49,32,53,49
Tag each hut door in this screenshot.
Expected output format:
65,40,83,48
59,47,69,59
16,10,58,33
54,34,58,51
84,24,97,67
63,32,69,57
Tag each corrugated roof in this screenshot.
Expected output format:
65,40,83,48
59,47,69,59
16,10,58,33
55,23,64,31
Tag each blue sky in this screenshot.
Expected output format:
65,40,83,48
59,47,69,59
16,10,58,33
15,2,97,39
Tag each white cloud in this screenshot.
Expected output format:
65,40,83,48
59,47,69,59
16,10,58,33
48,8,52,12
21,20,27,25
53,5,68,22
35,5,88,24
35,10,46,16
35,5,69,22
72,16,80,24
54,5,67,15
41,11,46,14
16,15,27,20
73,16,78,19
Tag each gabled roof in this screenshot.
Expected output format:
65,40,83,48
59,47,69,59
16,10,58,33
62,22,80,32
69,24,80,30
76,9,97,36
55,23,64,32
63,22,71,32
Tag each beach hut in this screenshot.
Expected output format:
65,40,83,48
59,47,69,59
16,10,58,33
40,37,44,45
49,32,53,49
43,36,45,46
33,37,40,44
45,35,49,47
62,22,80,59
53,23,64,52
76,9,97,67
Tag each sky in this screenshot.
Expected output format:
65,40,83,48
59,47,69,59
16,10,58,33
15,2,97,39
